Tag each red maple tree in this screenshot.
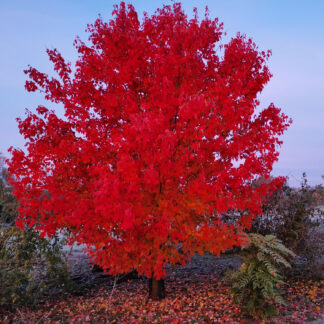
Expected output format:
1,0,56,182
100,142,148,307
8,2,291,299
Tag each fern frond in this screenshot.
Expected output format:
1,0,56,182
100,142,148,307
224,233,294,320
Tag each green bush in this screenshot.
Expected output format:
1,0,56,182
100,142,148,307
225,233,295,320
0,226,72,309
0,168,73,310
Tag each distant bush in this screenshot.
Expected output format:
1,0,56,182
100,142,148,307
252,174,318,246
225,233,295,320
0,182,18,226
251,173,324,279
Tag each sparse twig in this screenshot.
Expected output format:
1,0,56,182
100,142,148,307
108,274,119,304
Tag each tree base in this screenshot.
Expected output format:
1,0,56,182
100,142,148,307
148,278,165,300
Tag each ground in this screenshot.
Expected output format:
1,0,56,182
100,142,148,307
1,253,323,323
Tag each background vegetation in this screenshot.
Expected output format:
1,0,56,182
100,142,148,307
0,153,73,310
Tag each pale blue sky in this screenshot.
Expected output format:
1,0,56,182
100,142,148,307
1,0,323,186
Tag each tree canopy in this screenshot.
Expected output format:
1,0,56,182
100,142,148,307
8,2,291,281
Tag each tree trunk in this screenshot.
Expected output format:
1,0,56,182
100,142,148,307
148,277,165,300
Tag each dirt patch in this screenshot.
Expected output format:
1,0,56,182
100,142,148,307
66,250,242,286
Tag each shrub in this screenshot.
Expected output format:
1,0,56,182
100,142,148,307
225,233,295,320
0,170,73,309
252,173,324,279
0,225,72,309
252,174,319,247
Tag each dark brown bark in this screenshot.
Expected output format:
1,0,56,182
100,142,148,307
148,277,165,300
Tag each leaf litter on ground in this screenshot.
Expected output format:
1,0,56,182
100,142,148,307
1,273,323,323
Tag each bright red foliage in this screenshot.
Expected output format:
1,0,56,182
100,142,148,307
8,2,291,280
